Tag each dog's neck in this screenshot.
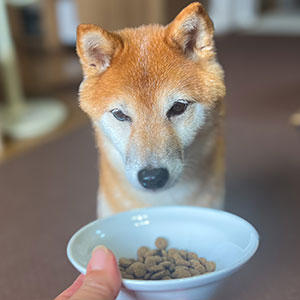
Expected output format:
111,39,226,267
95,110,224,218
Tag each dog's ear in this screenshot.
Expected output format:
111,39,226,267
76,24,122,76
165,2,215,60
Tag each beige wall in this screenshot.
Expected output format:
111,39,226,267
76,0,165,30
76,0,209,30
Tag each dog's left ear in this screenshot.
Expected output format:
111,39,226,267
76,24,122,76
165,2,215,60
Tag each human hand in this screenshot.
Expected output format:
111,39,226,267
55,246,121,300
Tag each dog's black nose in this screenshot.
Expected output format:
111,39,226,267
138,168,169,190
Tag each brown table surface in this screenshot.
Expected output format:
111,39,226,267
1,35,300,300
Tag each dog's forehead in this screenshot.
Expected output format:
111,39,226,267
118,25,170,68
114,26,193,102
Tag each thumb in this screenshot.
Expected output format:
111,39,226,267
70,246,121,300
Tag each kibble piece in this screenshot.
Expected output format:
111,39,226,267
198,257,208,266
162,276,171,280
129,262,147,278
189,269,202,276
159,261,172,269
144,272,152,280
168,263,176,272
178,250,188,260
161,249,168,257
168,248,179,256
144,249,159,257
155,237,168,250
122,272,135,279
190,259,206,274
175,265,189,271
164,269,171,276
187,252,198,260
119,266,126,272
171,267,191,279
151,270,168,280
145,256,162,267
173,254,190,267
167,255,175,264
152,255,163,263
148,264,165,273
137,246,150,258
126,265,135,275
205,261,216,272
190,259,201,268
119,258,135,268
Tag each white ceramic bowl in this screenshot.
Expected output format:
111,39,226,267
67,206,259,300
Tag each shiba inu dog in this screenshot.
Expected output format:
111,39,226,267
76,2,226,217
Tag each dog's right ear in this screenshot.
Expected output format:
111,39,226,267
165,2,215,61
76,24,122,76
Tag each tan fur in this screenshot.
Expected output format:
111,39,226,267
76,2,226,217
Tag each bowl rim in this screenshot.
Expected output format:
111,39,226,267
67,206,259,291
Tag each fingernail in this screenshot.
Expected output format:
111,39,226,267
90,245,110,271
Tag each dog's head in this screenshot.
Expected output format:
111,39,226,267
76,2,225,192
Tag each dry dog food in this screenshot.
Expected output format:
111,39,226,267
118,237,216,280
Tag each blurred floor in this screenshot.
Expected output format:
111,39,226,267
0,34,299,300
218,35,300,299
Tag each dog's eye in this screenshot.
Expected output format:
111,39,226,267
167,101,188,118
111,109,131,122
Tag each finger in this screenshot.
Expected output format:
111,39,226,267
70,246,121,300
55,274,85,300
